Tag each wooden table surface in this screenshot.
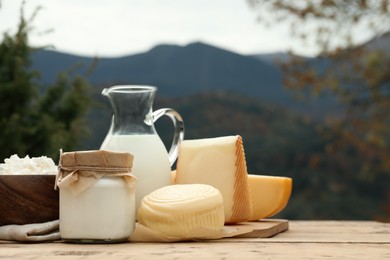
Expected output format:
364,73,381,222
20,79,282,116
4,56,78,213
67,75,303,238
1,221,389,259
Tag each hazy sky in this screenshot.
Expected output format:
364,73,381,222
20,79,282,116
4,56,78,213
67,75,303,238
0,0,315,57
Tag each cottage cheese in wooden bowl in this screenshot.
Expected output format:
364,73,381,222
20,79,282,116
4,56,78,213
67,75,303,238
0,155,59,226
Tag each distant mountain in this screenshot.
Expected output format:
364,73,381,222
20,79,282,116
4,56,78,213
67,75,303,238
32,42,281,97
31,41,337,117
249,52,299,64
35,30,390,121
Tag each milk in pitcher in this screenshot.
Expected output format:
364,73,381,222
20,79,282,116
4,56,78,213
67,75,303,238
101,134,171,211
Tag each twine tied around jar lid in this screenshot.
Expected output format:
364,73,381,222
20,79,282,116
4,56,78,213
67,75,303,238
55,150,136,195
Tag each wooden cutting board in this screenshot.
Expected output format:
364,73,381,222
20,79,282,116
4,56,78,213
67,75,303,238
232,219,289,238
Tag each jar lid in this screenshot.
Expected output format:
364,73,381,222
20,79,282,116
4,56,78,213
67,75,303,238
56,150,135,195
60,150,133,169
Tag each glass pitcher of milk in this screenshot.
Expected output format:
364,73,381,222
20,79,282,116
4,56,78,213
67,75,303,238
100,85,184,212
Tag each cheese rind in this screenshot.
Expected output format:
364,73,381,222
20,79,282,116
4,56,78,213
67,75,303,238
175,135,252,223
138,184,225,237
247,174,292,221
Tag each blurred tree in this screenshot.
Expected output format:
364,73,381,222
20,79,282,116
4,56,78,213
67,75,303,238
247,0,390,220
247,0,390,53
0,4,92,161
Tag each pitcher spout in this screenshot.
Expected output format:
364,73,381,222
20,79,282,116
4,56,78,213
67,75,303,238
102,88,110,96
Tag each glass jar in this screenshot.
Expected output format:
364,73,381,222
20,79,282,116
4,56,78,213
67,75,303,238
56,150,136,243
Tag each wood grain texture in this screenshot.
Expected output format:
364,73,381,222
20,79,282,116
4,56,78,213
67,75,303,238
0,175,59,226
234,219,288,238
1,221,389,259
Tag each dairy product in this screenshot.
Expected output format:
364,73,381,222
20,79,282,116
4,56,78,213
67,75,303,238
60,177,135,242
138,184,224,237
58,150,136,243
170,170,177,184
100,134,171,212
175,135,252,223
0,154,57,175
247,174,292,221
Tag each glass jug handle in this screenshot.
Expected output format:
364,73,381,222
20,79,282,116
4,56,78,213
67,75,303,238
152,108,184,166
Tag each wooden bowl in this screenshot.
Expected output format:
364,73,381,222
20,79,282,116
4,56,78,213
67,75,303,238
0,175,59,226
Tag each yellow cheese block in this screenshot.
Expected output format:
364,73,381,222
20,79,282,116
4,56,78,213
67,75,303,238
175,135,252,224
138,184,225,237
248,174,292,221
170,170,177,184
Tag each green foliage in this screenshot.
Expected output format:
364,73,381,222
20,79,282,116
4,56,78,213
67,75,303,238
0,6,92,161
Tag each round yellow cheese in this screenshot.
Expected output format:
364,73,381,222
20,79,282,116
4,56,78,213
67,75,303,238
138,184,225,237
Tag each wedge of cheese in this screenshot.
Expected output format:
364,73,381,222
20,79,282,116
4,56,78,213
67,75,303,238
175,135,252,223
170,170,177,184
247,174,292,221
138,184,225,237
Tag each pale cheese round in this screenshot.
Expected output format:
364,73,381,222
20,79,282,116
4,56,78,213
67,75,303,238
138,184,225,237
